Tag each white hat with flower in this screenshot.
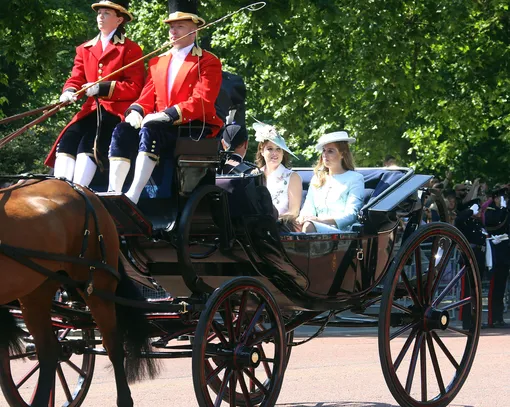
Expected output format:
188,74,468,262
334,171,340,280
253,122,297,158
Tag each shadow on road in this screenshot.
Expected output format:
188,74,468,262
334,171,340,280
276,402,397,407
277,403,474,407
294,325,510,339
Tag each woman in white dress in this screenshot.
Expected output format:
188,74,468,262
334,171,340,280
297,131,364,233
253,122,302,218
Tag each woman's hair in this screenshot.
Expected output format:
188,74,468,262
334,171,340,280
255,140,291,168
115,10,127,34
312,141,355,188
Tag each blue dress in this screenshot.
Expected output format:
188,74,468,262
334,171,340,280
300,170,364,232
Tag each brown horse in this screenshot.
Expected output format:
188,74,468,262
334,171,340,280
0,178,158,407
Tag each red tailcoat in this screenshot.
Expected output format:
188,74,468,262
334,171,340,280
45,32,145,167
129,45,223,137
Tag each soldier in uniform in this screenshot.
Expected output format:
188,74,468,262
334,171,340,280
454,199,487,329
484,187,510,328
107,0,223,204
45,1,144,186
219,124,258,175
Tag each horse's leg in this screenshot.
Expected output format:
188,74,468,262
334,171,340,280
18,280,60,407
84,288,134,407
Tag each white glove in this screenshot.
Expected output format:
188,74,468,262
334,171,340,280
492,235,502,245
59,91,77,104
141,112,170,127
501,196,507,208
470,203,480,215
83,83,100,97
125,111,143,129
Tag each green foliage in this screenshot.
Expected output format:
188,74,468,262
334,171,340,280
1,0,509,185
204,0,510,182
0,0,93,173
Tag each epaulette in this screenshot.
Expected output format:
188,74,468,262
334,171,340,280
191,46,203,57
230,163,251,174
113,32,126,45
84,35,100,48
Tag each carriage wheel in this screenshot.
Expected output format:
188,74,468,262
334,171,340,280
379,222,481,407
192,277,286,407
0,325,95,407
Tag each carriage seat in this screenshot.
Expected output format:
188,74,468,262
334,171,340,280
296,168,405,208
97,137,220,236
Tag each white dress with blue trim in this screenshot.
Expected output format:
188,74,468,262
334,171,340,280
264,164,293,217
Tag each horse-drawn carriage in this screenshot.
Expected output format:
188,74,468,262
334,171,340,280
0,136,481,407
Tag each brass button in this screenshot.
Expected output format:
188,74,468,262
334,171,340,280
99,63,103,68
98,76,102,79
98,69,103,74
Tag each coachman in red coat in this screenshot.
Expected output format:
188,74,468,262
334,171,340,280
107,0,224,204
46,0,144,188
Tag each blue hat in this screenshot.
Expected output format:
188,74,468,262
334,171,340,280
253,122,297,158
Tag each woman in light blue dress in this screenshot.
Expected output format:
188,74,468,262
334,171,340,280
297,131,364,233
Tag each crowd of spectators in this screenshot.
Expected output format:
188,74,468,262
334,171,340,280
383,156,509,328
424,171,509,328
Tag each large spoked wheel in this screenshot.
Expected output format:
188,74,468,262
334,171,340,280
379,222,482,407
192,277,286,407
0,325,95,407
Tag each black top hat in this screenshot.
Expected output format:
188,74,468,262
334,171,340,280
222,125,248,151
164,0,205,27
91,0,133,22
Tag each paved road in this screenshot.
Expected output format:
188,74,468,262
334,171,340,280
2,326,508,407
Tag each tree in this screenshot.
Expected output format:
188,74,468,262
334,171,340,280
1,0,509,185
0,0,95,174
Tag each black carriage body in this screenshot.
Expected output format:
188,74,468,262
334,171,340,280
112,141,432,312
1,136,483,407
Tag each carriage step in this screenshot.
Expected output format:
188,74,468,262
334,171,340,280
97,192,153,237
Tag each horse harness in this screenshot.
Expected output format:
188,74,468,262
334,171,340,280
0,175,119,296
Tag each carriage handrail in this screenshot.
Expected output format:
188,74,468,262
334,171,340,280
368,173,432,213
359,166,415,212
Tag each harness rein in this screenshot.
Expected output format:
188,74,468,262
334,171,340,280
0,176,118,296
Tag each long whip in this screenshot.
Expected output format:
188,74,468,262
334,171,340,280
0,2,266,148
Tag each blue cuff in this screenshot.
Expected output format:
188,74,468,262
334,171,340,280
163,106,178,123
125,104,144,117
98,81,113,97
